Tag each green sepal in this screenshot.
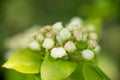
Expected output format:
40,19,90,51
76,41,88,51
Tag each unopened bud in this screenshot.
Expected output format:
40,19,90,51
42,38,54,49
73,30,82,41
39,28,46,34
46,31,55,38
64,41,76,53
36,33,44,42
59,28,71,40
44,25,52,31
67,24,78,31
81,27,87,33
51,47,67,59
87,24,95,32
56,35,63,45
53,22,63,33
93,45,100,53
70,17,82,29
82,49,94,60
89,33,97,40
82,33,88,41
88,40,97,49
29,41,40,51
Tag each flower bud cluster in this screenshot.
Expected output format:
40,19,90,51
28,17,99,61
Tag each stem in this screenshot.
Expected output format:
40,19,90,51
35,74,41,80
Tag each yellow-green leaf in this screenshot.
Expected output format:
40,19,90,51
65,62,85,80
2,48,42,74
83,62,110,80
41,53,77,80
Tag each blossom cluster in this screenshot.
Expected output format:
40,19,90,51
28,17,99,61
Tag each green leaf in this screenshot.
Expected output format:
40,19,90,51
93,65,111,80
2,48,42,73
41,53,77,80
83,62,111,80
65,62,84,80
5,69,38,80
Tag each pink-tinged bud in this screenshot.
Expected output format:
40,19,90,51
46,31,55,38
67,24,78,31
64,41,76,53
42,38,54,49
59,28,71,40
44,25,52,31
89,33,97,40
36,33,44,42
88,40,97,49
73,30,82,41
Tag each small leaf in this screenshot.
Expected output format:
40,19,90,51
41,53,77,80
2,48,42,73
83,62,111,80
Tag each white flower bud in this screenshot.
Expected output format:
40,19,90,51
64,41,76,53
87,24,95,32
82,33,88,41
88,40,97,49
53,22,63,33
59,28,71,40
29,41,40,51
93,45,100,53
46,31,55,38
89,33,97,40
67,24,78,31
82,49,94,60
56,35,63,45
42,38,54,49
70,17,82,29
51,47,67,59
36,33,44,42
44,25,52,31
81,27,87,33
73,30,82,41
39,28,46,34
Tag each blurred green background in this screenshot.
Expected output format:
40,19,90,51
0,0,120,80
